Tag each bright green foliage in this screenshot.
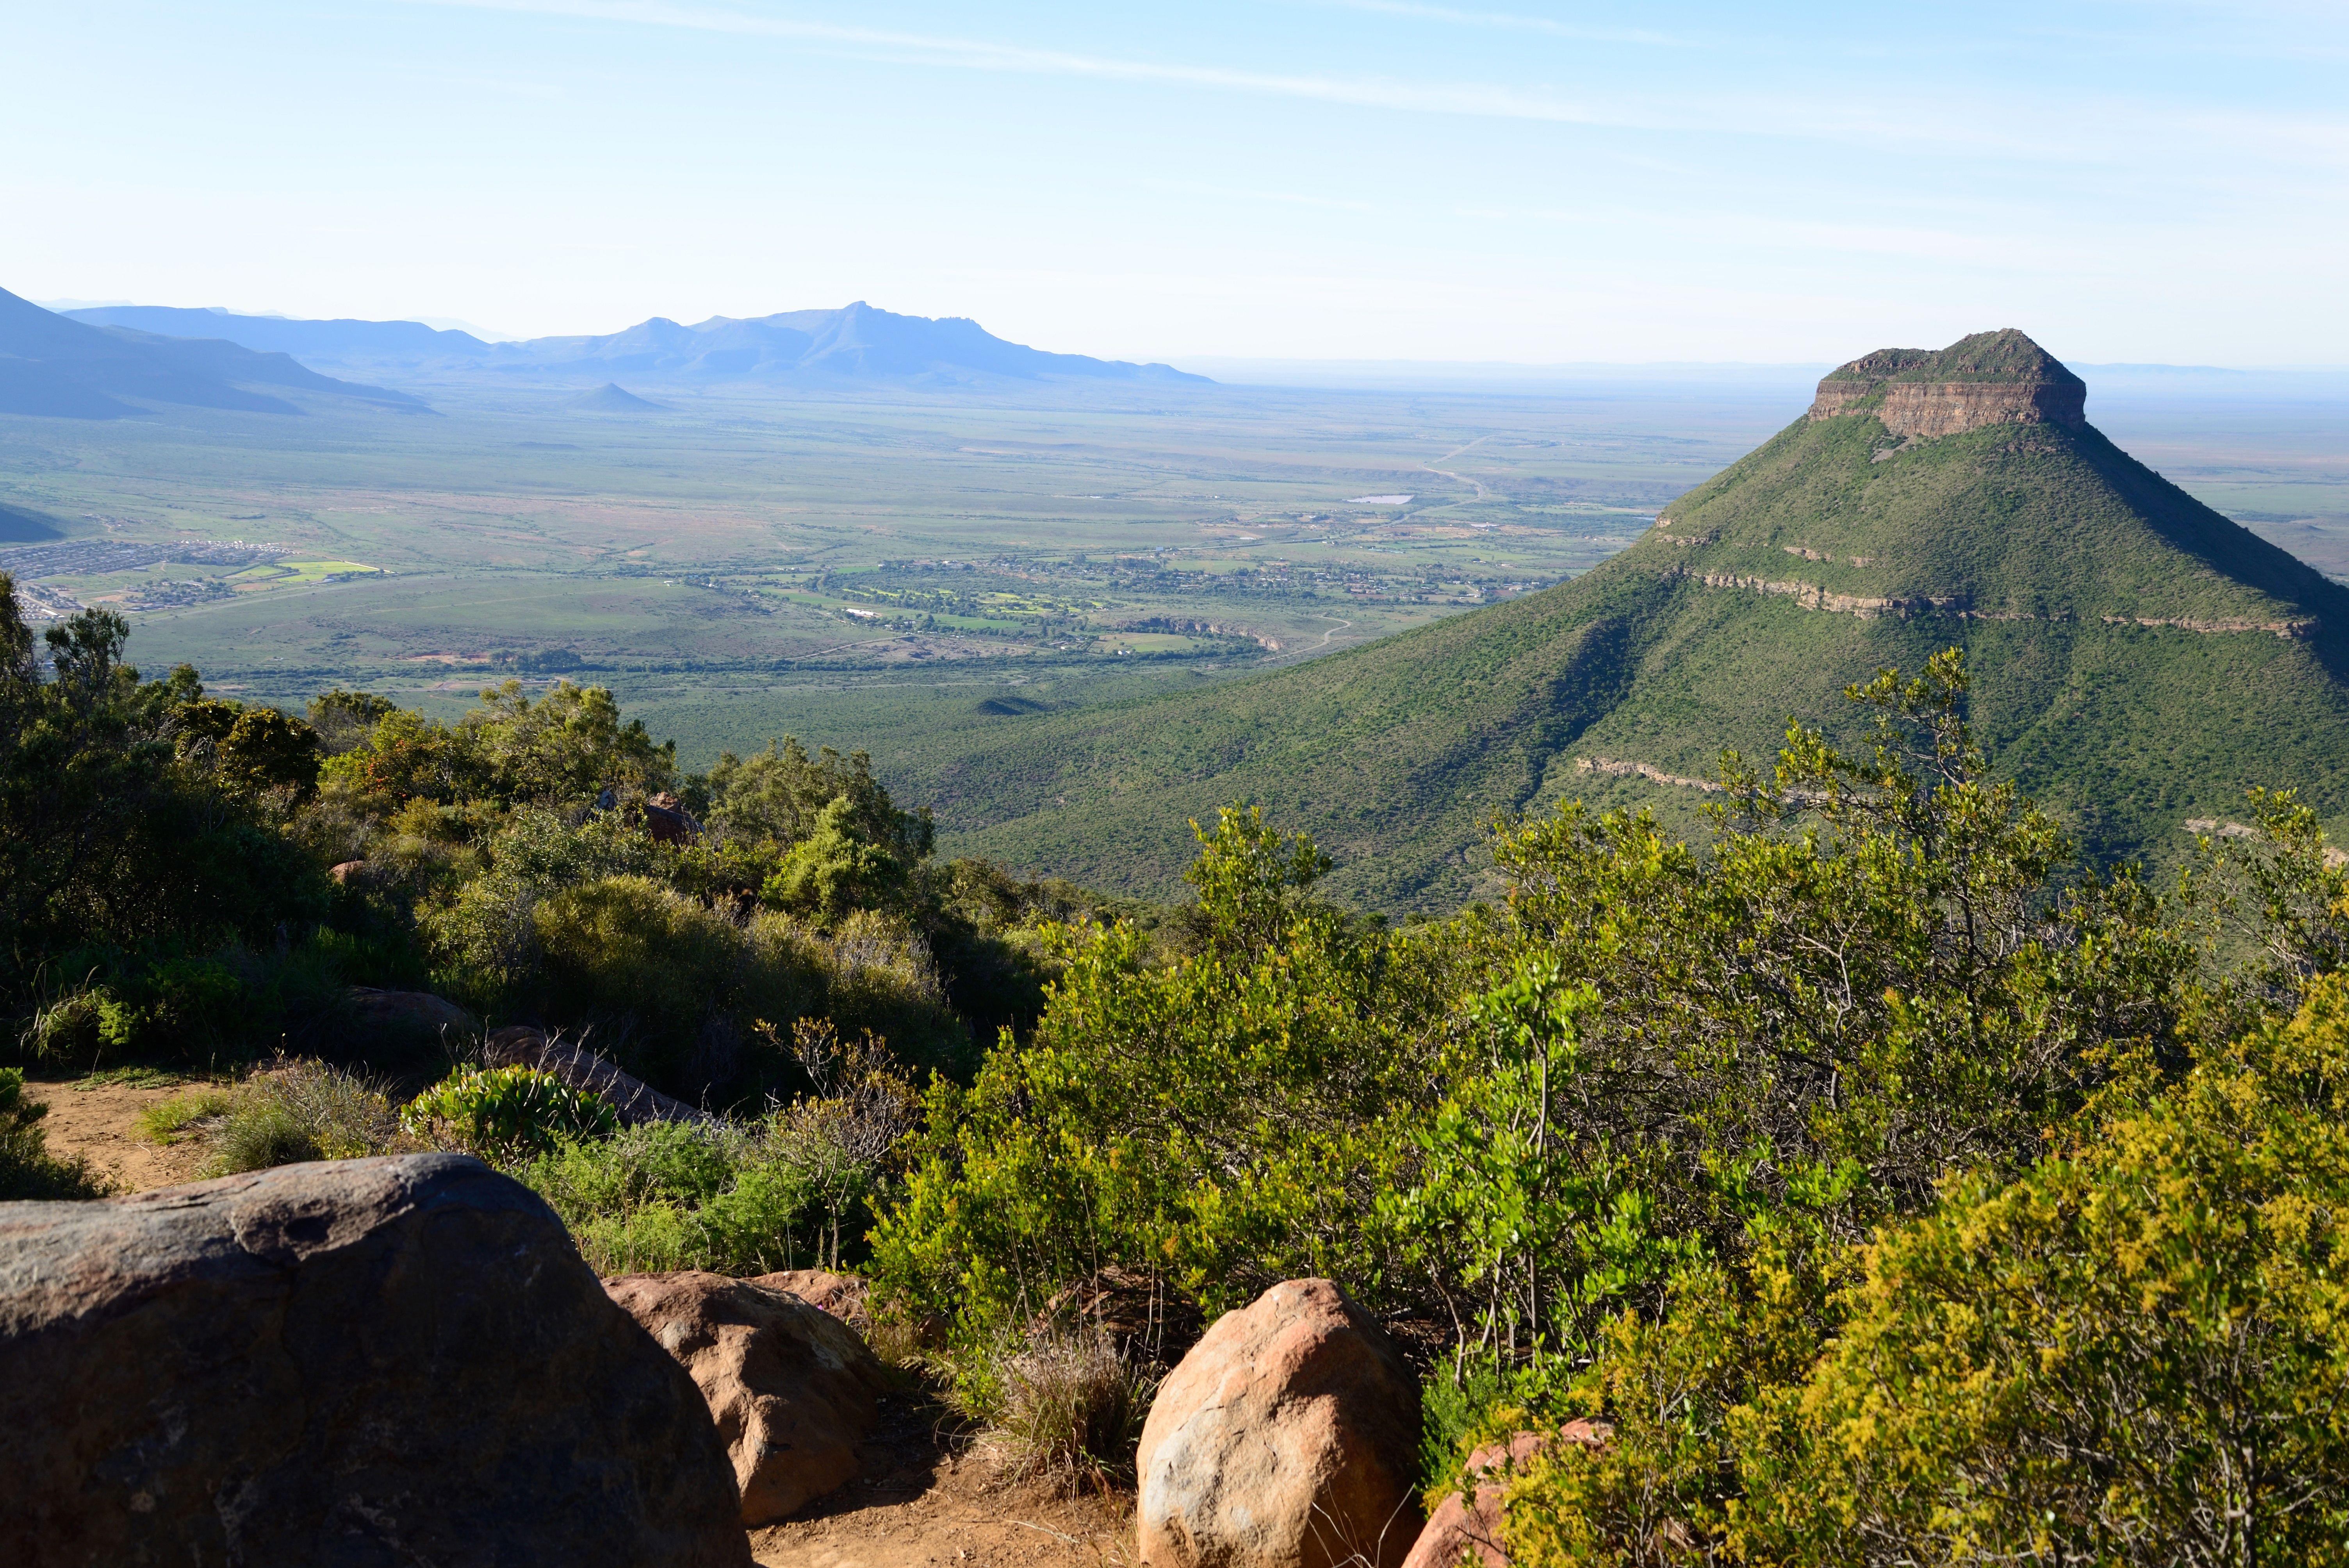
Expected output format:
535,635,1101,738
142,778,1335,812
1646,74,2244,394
1731,977,2349,1567
873,805,1445,1354
1505,978,2349,1568
401,1064,618,1158
462,679,675,805
761,795,913,922
1385,961,1693,1370
707,737,933,862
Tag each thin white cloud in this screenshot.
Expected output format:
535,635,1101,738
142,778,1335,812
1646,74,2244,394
397,0,2349,171
1298,0,1691,47
403,0,1611,121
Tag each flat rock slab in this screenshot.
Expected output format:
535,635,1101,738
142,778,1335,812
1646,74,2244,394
0,1153,751,1568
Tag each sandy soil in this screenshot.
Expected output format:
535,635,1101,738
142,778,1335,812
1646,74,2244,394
23,1073,213,1193
751,1389,1133,1568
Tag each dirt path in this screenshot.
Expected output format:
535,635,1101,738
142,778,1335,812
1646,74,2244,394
23,1073,210,1193
753,1390,1132,1568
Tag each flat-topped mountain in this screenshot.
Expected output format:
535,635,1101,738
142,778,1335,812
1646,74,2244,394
62,299,1208,389
1807,328,2087,436
914,330,2349,908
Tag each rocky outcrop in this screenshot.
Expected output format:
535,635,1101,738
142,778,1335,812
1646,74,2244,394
1808,328,2087,438
0,1154,751,1568
485,1023,719,1126
1576,755,1724,794
1401,1421,1611,1568
606,1270,891,1526
1137,1278,1422,1568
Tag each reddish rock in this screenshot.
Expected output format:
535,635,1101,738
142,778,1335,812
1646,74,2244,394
645,791,700,845
606,1270,891,1526
1400,1421,1611,1568
1138,1278,1422,1568
0,1155,750,1568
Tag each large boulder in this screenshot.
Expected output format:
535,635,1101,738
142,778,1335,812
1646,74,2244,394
606,1269,892,1526
1138,1278,1423,1568
1400,1421,1611,1568
0,1154,750,1568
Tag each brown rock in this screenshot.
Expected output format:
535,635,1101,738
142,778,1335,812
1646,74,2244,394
645,791,700,845
1400,1421,1611,1568
1807,329,2087,439
1138,1278,1423,1568
0,1154,751,1568
485,1023,719,1126
606,1269,891,1526
753,1267,871,1331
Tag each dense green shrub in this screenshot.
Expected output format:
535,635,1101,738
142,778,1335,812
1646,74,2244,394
520,1119,828,1276
533,875,749,1080
400,1064,618,1159
873,805,1447,1350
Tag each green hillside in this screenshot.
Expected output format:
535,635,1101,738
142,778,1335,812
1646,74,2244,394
914,331,2349,909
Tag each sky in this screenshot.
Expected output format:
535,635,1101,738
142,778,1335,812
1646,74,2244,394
6,1,2345,366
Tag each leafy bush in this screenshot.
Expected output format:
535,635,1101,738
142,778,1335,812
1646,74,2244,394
533,875,747,1083
521,1118,827,1276
1721,976,2349,1567
874,805,1438,1348
0,1067,107,1199
400,1064,618,1159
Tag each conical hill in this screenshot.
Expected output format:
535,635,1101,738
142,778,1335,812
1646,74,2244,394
919,330,2349,909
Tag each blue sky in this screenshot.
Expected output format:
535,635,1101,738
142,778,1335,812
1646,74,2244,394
6,2,2344,365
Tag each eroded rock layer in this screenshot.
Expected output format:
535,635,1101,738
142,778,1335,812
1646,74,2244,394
1808,328,2087,437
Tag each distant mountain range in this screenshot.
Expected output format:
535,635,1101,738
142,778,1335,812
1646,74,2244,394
0,287,427,419
919,330,2349,909
61,300,1208,389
